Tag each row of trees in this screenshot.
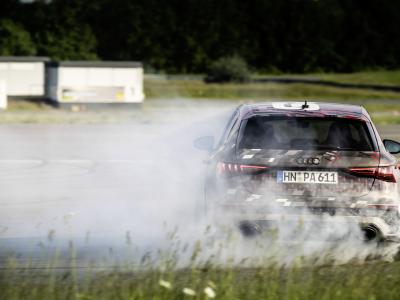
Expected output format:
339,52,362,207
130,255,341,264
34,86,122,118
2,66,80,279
1,0,400,73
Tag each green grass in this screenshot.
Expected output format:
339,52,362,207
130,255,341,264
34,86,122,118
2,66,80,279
144,79,400,100
371,114,400,125
6,99,53,112
143,78,400,125
1,224,399,300
314,69,400,86
254,69,400,86
1,250,400,300
1,71,400,125
0,110,126,124
1,97,400,125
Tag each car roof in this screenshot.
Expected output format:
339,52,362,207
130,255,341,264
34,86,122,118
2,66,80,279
239,102,370,121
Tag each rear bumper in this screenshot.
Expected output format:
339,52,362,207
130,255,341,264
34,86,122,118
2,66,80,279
210,203,400,242
207,185,400,241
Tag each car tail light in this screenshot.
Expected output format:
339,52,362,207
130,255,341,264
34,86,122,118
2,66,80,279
367,204,399,211
217,162,268,176
348,166,397,183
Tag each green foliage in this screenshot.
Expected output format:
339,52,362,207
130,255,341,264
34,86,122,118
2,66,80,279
205,55,250,83
0,19,36,56
35,25,98,60
2,0,400,72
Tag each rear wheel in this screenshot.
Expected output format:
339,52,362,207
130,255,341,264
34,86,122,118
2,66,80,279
238,221,262,238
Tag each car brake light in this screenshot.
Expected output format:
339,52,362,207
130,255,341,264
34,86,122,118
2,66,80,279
348,166,397,183
375,166,397,182
217,162,268,176
367,204,399,211
347,167,376,177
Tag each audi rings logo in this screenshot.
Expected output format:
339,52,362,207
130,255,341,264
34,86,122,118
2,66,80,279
296,157,320,165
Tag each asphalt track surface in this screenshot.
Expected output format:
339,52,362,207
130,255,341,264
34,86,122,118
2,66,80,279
0,101,398,267
0,101,238,266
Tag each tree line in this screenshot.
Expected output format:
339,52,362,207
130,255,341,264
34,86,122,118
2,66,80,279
0,0,399,74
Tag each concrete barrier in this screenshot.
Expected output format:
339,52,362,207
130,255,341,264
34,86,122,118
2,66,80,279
46,61,145,104
0,56,49,97
0,80,7,110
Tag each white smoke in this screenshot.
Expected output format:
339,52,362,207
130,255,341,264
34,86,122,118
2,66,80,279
0,99,398,268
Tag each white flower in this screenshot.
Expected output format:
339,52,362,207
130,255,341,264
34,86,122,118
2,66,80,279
159,279,172,289
204,286,216,298
182,288,196,296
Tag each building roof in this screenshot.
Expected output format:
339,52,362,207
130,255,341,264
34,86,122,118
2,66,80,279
46,61,142,68
0,56,50,62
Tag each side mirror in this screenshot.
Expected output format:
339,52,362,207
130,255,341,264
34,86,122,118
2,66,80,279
194,136,214,152
383,139,400,154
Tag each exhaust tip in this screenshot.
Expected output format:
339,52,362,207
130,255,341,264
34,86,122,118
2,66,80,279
362,224,381,242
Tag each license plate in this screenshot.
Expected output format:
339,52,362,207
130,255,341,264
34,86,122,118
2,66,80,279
277,171,338,184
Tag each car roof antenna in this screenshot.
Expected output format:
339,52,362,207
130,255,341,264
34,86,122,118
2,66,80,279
302,100,309,109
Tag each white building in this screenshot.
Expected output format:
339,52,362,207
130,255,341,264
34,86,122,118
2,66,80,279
0,56,49,97
46,61,145,104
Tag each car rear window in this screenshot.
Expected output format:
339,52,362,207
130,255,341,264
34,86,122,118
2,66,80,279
237,116,374,151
